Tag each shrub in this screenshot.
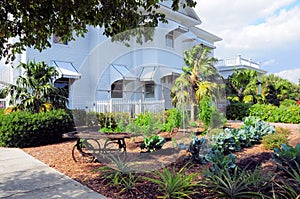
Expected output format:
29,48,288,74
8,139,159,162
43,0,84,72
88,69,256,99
199,95,213,130
262,132,289,150
249,104,300,123
226,102,251,120
0,109,75,147
160,108,182,132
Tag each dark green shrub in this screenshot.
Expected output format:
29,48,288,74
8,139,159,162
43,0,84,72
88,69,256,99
0,109,75,147
226,102,251,120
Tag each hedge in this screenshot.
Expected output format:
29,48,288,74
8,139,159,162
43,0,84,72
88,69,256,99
249,104,300,124
0,109,75,147
226,102,251,120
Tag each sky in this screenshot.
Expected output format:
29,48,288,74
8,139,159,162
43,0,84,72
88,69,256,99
195,0,300,84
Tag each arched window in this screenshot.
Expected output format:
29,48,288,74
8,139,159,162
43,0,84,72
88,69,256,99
111,80,123,98
145,81,155,98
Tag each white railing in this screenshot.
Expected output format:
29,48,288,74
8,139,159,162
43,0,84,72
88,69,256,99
92,99,165,114
0,99,8,109
216,56,260,69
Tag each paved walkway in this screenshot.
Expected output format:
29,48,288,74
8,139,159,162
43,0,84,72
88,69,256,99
0,148,107,199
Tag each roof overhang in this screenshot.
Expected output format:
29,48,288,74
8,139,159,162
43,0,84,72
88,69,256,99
53,61,81,79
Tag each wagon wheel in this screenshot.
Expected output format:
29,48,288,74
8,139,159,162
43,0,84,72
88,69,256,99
72,138,101,163
102,139,127,158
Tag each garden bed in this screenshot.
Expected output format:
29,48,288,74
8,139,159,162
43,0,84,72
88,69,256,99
22,122,300,198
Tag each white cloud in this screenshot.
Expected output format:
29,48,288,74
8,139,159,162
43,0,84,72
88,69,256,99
275,68,300,84
195,0,300,74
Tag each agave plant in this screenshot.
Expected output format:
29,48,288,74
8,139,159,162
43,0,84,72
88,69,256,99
95,154,140,192
143,164,199,199
205,166,265,199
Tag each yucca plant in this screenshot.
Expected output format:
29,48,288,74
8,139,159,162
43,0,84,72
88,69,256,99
143,164,199,199
272,160,300,198
205,165,265,199
96,154,140,192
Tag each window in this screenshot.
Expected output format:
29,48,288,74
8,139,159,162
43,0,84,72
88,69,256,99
165,32,174,48
145,81,155,98
53,33,68,45
111,80,123,98
54,78,69,98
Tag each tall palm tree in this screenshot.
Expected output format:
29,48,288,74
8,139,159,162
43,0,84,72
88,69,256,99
172,45,222,122
2,61,68,113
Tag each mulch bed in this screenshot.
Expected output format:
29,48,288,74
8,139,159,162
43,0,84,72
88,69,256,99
22,122,300,198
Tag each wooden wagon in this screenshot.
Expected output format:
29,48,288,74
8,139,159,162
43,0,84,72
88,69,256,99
64,130,133,163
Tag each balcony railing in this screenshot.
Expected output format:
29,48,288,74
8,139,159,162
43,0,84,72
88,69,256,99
215,56,260,69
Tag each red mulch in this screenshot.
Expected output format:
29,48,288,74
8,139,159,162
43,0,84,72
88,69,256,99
22,122,300,198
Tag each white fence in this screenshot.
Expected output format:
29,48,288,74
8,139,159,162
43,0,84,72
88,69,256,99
0,99,8,109
92,99,165,114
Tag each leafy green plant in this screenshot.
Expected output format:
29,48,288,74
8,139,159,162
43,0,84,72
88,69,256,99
210,130,241,154
272,144,300,168
199,95,213,131
140,135,166,152
143,165,199,199
160,108,182,132
205,166,265,199
205,150,237,174
188,137,211,163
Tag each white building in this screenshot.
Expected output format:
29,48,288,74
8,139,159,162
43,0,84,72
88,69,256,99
0,2,221,113
216,55,266,79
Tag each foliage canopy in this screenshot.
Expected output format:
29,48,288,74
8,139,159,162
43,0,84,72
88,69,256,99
0,0,196,62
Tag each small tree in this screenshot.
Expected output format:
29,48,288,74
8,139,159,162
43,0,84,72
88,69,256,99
2,61,68,113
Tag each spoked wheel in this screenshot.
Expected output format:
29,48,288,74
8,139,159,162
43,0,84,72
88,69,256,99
102,139,126,157
72,139,100,163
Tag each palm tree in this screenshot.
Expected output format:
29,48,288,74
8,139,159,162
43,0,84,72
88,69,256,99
2,61,68,113
226,69,259,103
172,45,222,123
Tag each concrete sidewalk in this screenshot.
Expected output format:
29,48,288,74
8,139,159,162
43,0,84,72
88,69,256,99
0,148,107,199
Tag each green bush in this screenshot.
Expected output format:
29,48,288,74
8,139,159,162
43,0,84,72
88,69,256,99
280,99,297,107
250,104,300,123
262,132,289,150
226,102,251,120
160,108,182,132
0,109,75,147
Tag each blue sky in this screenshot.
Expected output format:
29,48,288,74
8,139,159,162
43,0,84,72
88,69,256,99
195,0,300,83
